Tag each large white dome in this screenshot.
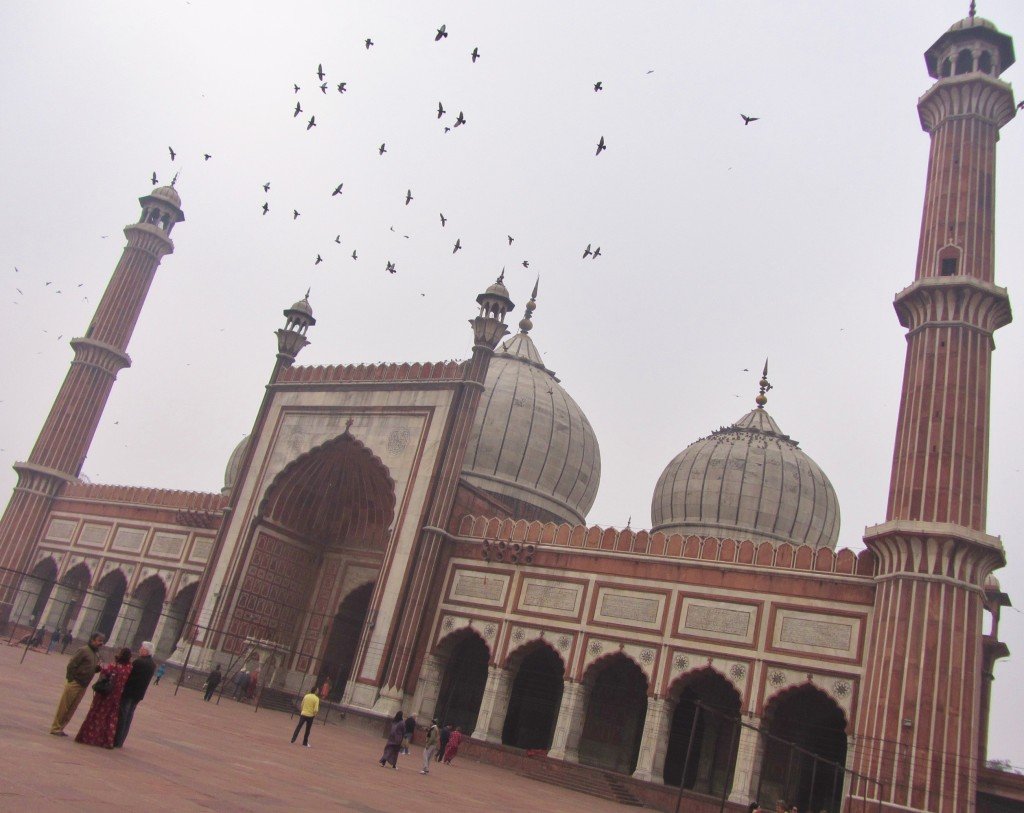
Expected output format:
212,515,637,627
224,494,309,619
651,406,840,549
462,296,600,524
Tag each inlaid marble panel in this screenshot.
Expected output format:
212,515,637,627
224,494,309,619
678,597,756,645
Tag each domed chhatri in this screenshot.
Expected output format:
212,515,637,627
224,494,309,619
651,367,840,549
150,184,182,208
462,280,601,525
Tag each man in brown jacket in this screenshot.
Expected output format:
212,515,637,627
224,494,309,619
50,632,105,736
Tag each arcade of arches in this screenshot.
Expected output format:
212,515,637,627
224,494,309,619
221,434,393,688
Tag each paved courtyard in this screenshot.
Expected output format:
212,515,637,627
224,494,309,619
0,643,632,812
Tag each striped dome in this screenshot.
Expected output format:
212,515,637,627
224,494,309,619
462,331,601,525
651,407,840,549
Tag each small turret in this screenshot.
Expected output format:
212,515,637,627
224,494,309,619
276,290,315,367
470,271,514,350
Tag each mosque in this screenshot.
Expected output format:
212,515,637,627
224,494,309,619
0,10,1021,813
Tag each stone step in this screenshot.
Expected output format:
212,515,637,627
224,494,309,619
519,767,645,807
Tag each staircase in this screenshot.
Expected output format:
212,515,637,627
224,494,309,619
519,764,645,807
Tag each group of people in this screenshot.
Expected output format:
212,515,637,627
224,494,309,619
378,713,463,773
49,632,157,750
19,626,73,653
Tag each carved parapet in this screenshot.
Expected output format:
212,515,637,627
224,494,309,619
470,315,509,350
893,276,1011,335
123,222,174,257
276,359,467,385
918,75,1016,132
69,336,132,377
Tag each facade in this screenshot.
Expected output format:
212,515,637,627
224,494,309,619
0,11,1019,813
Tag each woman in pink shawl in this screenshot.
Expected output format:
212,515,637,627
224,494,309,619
75,647,132,749
442,726,463,764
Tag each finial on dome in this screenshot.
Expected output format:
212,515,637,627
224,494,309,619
497,268,505,285
755,359,772,409
519,276,539,333
304,287,311,300
171,171,179,188
968,0,976,18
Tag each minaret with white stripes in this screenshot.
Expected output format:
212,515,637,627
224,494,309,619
853,8,1014,813
0,185,184,604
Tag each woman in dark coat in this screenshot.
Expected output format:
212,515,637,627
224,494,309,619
75,647,132,749
379,711,405,768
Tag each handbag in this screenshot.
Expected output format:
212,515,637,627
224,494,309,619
92,674,113,695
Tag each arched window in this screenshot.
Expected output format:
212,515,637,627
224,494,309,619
978,51,993,74
955,49,974,75
938,244,961,277
940,58,952,77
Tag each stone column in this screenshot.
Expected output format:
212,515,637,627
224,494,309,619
72,590,106,640
472,665,513,743
108,597,145,647
548,680,589,763
41,584,79,630
410,654,445,720
728,720,764,805
11,577,44,627
633,697,671,783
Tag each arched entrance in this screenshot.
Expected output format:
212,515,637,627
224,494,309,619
130,575,166,650
155,581,197,659
17,558,57,628
58,563,91,633
502,641,564,749
434,630,490,732
94,570,127,639
759,685,848,813
320,583,373,700
578,653,648,774
663,669,742,793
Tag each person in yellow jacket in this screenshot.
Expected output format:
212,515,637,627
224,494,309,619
290,688,320,747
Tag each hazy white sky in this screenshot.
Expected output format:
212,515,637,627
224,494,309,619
1,0,1022,767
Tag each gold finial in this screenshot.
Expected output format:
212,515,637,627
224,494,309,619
969,0,976,18
497,268,505,285
755,358,772,409
519,276,539,333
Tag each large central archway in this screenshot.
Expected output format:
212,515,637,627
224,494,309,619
502,641,564,750
578,653,649,774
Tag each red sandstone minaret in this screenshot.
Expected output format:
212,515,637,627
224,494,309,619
0,185,184,610
853,9,1015,813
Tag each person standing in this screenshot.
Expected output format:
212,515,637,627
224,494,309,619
379,711,405,768
203,664,222,701
75,647,133,748
153,663,166,685
420,719,440,774
47,628,61,654
233,667,249,700
113,641,156,748
436,723,451,762
290,687,320,747
50,632,105,736
442,726,463,765
246,667,260,702
60,629,73,654
401,714,416,754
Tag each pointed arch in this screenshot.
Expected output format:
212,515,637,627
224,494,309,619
433,628,490,733
130,574,167,650
94,568,128,638
578,651,649,774
501,639,566,750
319,582,374,701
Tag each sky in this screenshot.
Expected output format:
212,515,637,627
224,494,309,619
1,0,1022,768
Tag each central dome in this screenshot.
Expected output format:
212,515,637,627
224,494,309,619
651,404,840,549
462,286,600,524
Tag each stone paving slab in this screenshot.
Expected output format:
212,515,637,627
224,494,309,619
0,643,632,812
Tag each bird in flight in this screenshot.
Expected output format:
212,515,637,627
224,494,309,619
335,235,341,244
293,83,300,93
332,182,344,196
454,111,466,127
337,82,347,93
262,202,269,215
379,143,387,155
294,101,302,117
1016,100,1024,110
320,82,328,94
386,261,396,274
596,136,606,155
168,146,176,161
592,246,602,259
293,209,301,220
203,153,212,161
263,182,271,192
405,189,413,205
453,238,462,253
582,243,593,258
740,114,759,125
437,101,446,119
365,38,374,49
317,63,325,81
315,254,323,265
307,116,317,130
471,47,480,63
444,126,451,133
522,260,530,268
594,81,603,92
508,235,514,245
151,172,158,185
352,250,358,260
435,24,448,41
440,213,447,227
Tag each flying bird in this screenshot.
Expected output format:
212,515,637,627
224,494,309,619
263,182,271,192
440,213,447,227
262,202,269,215
352,250,358,260
365,38,374,49
335,235,341,243
594,81,603,91
592,246,602,259
294,101,302,117
386,261,396,274
293,209,301,220
315,254,323,265
582,243,593,258
437,101,446,119
151,172,158,185
471,47,480,63
1016,100,1024,110
168,146,176,161
317,63,325,81
320,82,328,94
379,143,387,155
337,82,347,93
332,182,344,196
453,238,462,253
444,126,451,133
740,114,760,125
435,24,448,41
293,84,300,93
522,260,529,268
596,136,606,155
307,115,316,130
508,235,514,245
203,153,212,161
454,111,466,127
405,189,413,205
